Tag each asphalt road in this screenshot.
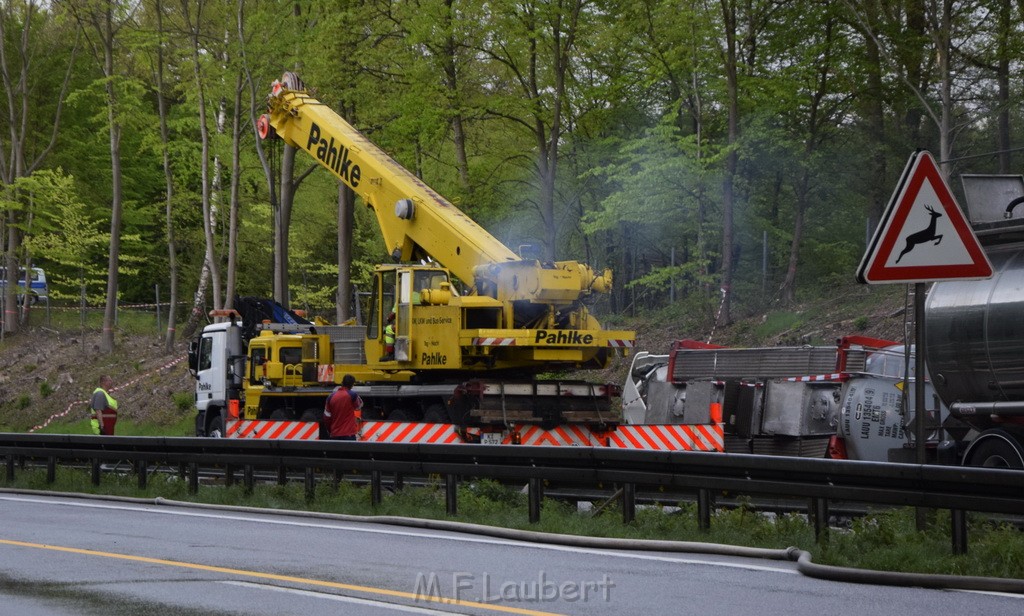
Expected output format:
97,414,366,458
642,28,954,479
1,493,1021,616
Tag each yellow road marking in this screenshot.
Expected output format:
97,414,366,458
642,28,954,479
0,538,565,616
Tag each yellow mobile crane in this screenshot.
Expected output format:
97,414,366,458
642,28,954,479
190,73,635,443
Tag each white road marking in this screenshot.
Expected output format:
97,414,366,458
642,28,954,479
220,580,469,614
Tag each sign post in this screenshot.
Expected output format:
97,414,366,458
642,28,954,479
857,151,992,514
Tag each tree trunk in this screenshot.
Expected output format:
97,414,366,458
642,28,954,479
185,0,222,315
275,144,297,306
995,0,1011,173
442,0,471,191
718,0,739,326
337,182,355,323
154,0,179,353
99,5,122,354
226,71,244,310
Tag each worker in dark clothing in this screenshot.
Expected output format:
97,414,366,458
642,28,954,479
323,374,362,440
90,375,118,435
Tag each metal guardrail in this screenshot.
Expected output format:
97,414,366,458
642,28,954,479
2,433,1022,554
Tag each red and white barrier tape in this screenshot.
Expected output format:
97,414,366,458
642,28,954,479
28,355,187,433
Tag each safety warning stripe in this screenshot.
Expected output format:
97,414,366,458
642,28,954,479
472,337,517,346
606,339,635,348
607,424,724,452
502,424,606,447
786,373,845,382
359,421,463,444
226,420,320,440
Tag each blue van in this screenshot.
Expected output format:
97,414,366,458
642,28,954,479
0,266,48,304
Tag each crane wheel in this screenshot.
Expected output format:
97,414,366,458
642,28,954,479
257,114,275,140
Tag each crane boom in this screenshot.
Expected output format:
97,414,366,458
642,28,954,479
260,72,612,312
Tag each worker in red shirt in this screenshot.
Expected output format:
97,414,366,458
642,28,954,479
323,374,362,441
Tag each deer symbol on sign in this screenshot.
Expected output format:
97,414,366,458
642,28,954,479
895,204,943,264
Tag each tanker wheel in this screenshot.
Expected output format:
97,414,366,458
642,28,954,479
964,431,1024,468
208,415,224,438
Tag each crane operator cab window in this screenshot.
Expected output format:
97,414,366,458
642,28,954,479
412,270,450,304
368,272,397,341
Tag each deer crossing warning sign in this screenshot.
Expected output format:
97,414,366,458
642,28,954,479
857,150,993,284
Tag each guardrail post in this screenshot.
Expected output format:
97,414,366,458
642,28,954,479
225,464,234,487
371,470,383,506
46,457,56,484
305,467,316,502
394,472,404,491
91,459,101,486
244,464,254,495
137,460,147,490
277,464,287,486
5,455,13,482
528,478,544,524
178,463,186,481
445,474,458,516
622,483,636,524
333,469,344,489
810,497,829,543
951,509,968,555
188,463,199,494
697,489,712,531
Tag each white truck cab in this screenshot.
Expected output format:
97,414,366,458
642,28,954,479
188,321,244,437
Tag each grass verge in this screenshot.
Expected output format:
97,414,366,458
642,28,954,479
3,468,1022,579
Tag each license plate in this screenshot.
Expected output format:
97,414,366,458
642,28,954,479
479,432,504,445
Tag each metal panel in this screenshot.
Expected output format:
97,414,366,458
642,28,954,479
960,174,1024,228
761,380,838,437
320,325,367,365
672,346,838,382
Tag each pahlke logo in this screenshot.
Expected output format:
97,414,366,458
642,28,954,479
535,330,594,345
306,122,361,187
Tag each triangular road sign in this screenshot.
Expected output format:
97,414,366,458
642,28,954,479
857,150,993,284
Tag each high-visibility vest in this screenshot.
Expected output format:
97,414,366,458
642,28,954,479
384,323,395,345
92,387,118,428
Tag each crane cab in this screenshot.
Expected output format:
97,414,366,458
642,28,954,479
367,264,465,370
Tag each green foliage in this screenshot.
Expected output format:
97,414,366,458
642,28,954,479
172,392,194,413
2,0,1017,345
16,395,32,409
754,312,804,340
39,382,54,398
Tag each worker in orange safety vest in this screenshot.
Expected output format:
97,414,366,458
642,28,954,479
90,375,119,435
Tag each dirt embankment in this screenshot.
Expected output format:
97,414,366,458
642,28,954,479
0,328,195,433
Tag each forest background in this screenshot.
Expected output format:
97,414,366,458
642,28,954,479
1,0,1021,354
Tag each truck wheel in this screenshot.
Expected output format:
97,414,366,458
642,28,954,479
299,408,323,422
964,431,1024,468
388,408,413,421
423,404,447,423
208,416,225,438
